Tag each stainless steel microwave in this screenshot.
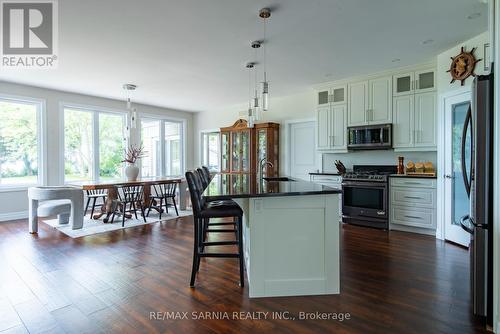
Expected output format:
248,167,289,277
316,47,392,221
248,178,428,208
347,124,392,150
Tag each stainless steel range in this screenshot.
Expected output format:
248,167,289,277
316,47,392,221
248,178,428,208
342,165,397,229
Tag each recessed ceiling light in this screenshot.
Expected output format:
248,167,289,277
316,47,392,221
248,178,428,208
391,58,400,63
325,73,333,77
422,39,434,45
467,12,481,20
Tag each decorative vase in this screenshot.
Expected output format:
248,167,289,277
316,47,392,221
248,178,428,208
397,156,405,175
125,164,139,181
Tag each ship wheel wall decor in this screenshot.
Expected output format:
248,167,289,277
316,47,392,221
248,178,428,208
447,46,482,86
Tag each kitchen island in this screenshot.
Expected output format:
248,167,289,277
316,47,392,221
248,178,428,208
203,174,342,298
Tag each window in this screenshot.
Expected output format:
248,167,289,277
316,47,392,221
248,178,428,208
201,131,220,172
141,117,184,177
63,106,125,182
0,97,42,187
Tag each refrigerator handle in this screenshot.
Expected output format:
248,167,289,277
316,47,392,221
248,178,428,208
459,214,474,234
461,104,472,197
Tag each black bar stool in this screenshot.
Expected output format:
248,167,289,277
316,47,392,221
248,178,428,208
185,170,244,287
146,181,179,219
197,167,209,189
201,166,211,181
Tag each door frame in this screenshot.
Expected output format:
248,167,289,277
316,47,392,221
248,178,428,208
283,118,319,177
437,87,471,240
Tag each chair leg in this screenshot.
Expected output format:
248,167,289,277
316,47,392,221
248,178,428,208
158,198,163,220
164,196,168,214
190,218,200,287
90,197,97,219
237,216,244,287
172,197,179,216
84,197,90,216
131,202,138,219
140,205,147,223
122,204,126,227
146,197,154,217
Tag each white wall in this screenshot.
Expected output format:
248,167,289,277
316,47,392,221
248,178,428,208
437,31,490,95
0,81,195,220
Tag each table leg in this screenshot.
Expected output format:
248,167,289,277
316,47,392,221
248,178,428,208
179,180,187,210
100,187,118,223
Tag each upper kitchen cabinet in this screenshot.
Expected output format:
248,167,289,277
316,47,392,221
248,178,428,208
348,81,368,126
414,92,437,148
369,76,392,124
348,77,391,126
316,85,346,106
393,68,435,96
316,104,347,152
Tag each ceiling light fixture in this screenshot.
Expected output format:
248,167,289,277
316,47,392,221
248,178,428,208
259,8,271,112
123,84,137,133
391,58,400,63
467,12,481,20
422,39,434,45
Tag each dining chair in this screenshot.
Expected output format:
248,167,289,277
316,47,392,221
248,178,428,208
85,189,107,219
111,184,146,226
147,181,179,219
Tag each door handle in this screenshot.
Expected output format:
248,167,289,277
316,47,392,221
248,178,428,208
444,174,453,179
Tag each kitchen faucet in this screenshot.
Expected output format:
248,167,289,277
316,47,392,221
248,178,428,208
259,158,274,183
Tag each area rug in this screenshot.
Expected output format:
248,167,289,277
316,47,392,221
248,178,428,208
42,210,192,238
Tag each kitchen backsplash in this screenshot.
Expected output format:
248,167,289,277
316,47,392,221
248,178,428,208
322,151,438,172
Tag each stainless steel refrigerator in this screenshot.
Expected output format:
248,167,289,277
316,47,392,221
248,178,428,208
460,71,494,326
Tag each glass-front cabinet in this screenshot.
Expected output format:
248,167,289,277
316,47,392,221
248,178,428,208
393,68,435,96
220,119,279,176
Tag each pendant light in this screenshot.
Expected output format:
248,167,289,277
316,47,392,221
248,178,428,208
246,62,255,128
123,84,137,133
259,8,271,111
251,40,261,120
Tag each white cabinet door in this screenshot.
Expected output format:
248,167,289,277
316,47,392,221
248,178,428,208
415,68,436,93
317,106,330,150
414,92,437,149
331,104,347,150
369,76,392,124
393,72,414,96
317,89,330,106
331,85,347,105
393,95,414,148
348,81,368,126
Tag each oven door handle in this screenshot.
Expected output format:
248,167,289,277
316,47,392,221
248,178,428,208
342,182,387,188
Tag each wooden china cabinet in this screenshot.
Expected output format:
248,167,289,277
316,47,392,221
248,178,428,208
220,119,280,177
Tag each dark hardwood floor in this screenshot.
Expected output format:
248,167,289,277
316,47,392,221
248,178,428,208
0,217,487,334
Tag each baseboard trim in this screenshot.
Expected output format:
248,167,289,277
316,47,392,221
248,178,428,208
0,211,28,222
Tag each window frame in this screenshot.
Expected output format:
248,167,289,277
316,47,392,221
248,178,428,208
0,94,46,191
200,129,221,172
59,102,127,184
138,113,186,177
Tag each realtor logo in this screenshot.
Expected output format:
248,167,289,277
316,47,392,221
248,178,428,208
1,0,58,68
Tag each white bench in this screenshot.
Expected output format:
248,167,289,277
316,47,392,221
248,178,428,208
28,187,84,233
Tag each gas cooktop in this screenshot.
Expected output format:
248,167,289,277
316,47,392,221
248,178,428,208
342,165,398,183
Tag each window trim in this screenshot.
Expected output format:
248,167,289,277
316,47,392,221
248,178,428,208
0,93,46,191
59,102,127,184
138,112,186,177
199,129,221,172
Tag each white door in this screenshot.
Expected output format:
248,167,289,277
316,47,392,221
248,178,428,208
369,76,392,124
290,122,317,181
348,81,368,126
443,91,471,247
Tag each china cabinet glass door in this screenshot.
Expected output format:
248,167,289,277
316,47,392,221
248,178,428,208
221,132,230,172
231,131,241,172
241,130,250,173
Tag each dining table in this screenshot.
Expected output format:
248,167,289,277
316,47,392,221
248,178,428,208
69,176,187,223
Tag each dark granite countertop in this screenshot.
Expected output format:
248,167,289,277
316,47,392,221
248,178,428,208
309,172,341,176
203,174,342,200
389,174,437,179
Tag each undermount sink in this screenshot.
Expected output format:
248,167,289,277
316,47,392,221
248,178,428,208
263,177,295,182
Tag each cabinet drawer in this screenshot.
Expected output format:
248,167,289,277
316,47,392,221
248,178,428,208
311,175,342,184
391,187,435,208
391,205,435,229
390,178,436,188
